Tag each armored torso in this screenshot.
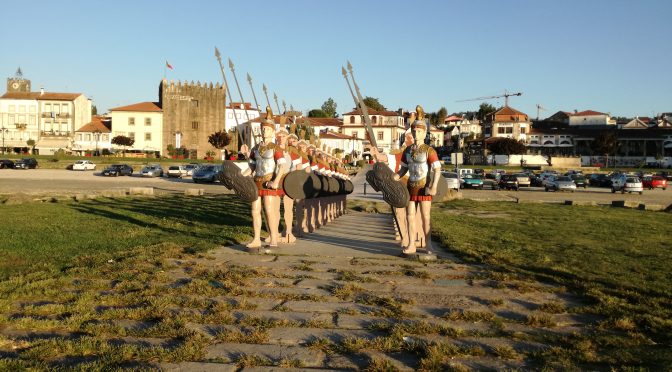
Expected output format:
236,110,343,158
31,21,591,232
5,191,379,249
405,144,430,183
250,142,281,182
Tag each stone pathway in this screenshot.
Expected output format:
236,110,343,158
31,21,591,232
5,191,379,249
0,208,596,370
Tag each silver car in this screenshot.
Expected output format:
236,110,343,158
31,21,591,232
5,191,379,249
441,171,461,190
140,165,164,177
545,175,577,192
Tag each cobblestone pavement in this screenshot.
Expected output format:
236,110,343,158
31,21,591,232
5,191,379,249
2,210,597,370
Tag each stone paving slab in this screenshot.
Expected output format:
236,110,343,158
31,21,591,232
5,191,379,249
205,343,326,367
266,327,380,345
283,300,374,314
161,362,238,372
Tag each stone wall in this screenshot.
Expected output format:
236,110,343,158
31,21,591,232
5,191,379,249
160,79,226,158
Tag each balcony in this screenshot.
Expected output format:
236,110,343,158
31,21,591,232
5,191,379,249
41,130,71,137
40,112,70,118
15,123,27,129
58,113,71,118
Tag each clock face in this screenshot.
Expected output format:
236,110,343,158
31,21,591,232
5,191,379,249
11,82,19,89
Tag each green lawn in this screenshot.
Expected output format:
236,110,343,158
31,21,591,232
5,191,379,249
0,195,252,279
433,200,672,367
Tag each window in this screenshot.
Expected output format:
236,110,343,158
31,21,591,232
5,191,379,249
128,132,135,140
102,134,109,141
29,106,35,113
191,121,199,130
228,113,233,119
191,100,199,107
19,105,25,113
77,134,82,141
29,115,35,125
377,131,383,140
497,127,513,134
44,104,50,112
62,104,68,112
145,132,152,141
145,117,151,126
129,117,135,126
85,134,91,141
349,116,355,124
372,116,377,124
353,131,358,138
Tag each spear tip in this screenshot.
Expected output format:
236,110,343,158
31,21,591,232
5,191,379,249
262,83,267,91
214,47,220,58
246,72,252,81
341,66,347,76
347,60,353,71
228,58,235,70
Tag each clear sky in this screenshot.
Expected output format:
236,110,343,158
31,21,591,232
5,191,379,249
1,0,670,119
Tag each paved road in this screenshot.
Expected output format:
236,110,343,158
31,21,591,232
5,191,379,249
1,168,671,207
0,169,232,196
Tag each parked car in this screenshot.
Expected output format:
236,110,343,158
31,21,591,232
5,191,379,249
140,164,164,177
498,175,519,191
588,173,612,187
102,164,133,177
0,159,15,169
611,175,643,194
72,160,96,171
545,175,577,192
167,165,188,178
184,163,200,176
193,164,222,183
485,172,501,183
571,174,588,188
474,168,485,175
513,173,531,187
441,171,461,190
460,174,483,189
14,158,38,169
642,175,668,190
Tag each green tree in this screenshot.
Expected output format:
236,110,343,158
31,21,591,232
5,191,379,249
591,130,619,167
362,97,385,111
91,105,98,115
208,130,231,160
111,135,134,156
308,109,328,118
477,103,497,121
26,139,36,154
429,106,448,126
321,98,337,117
487,138,527,155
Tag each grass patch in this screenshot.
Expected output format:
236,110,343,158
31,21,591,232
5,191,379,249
433,199,672,368
0,195,251,279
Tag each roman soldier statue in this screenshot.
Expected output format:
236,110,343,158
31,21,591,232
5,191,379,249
242,107,287,250
393,105,441,256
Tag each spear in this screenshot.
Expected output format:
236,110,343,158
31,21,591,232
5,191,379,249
262,84,272,109
273,93,281,116
228,58,255,147
282,100,287,115
342,63,377,149
215,47,244,146
246,73,260,110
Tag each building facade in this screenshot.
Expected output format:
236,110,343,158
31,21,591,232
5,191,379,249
109,102,163,155
73,116,112,154
568,110,616,126
484,106,530,142
160,79,227,158
340,109,406,152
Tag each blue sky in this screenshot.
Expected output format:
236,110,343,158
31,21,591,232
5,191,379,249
1,0,670,118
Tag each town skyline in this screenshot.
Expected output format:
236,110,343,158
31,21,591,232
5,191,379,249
1,0,670,118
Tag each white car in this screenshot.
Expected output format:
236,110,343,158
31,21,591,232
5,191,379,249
612,175,643,195
72,160,96,171
441,171,461,190
166,165,188,178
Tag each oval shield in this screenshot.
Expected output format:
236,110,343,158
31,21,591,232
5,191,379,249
282,170,310,200
220,160,258,202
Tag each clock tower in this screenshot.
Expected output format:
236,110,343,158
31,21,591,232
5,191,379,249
7,67,31,93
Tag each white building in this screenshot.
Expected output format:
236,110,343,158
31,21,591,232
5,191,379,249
340,108,406,153
319,130,363,160
568,110,616,126
73,116,112,155
444,115,482,137
109,102,163,155
226,102,260,147
0,90,91,155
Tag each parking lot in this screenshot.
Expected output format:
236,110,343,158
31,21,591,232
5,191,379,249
1,169,671,208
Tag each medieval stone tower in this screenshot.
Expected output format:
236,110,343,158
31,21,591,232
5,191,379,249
7,67,31,93
159,79,226,158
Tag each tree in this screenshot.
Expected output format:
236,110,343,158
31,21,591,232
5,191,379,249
487,138,527,155
428,106,448,126
591,130,619,167
26,139,36,154
308,109,328,118
208,130,231,160
477,103,497,121
111,135,134,156
91,105,98,115
362,97,385,111
321,98,337,118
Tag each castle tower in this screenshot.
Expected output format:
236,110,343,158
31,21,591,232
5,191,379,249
159,79,227,158
7,67,31,93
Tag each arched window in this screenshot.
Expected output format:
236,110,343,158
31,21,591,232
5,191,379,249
349,116,355,124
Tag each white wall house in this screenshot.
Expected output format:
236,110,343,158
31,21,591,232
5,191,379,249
0,96,39,152
340,108,406,153
568,110,616,126
0,91,91,155
109,102,164,155
319,130,364,160
73,116,112,154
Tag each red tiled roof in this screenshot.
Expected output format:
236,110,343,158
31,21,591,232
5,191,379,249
444,115,463,122
76,116,111,133
110,101,162,112
573,110,607,116
343,108,400,117
320,131,354,140
300,117,343,126
1,91,83,100
493,106,527,116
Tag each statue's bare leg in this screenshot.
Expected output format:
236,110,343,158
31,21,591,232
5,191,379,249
282,195,296,243
420,200,433,253
394,206,408,246
403,202,417,254
246,198,262,248
263,196,280,247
